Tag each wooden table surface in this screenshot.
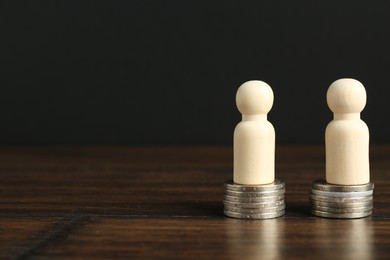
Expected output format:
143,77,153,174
1,145,389,259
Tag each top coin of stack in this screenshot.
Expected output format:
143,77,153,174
310,179,374,219
223,180,285,219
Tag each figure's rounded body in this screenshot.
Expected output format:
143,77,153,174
234,120,275,184
326,119,370,185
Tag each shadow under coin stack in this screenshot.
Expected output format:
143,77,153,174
223,180,285,219
310,179,374,219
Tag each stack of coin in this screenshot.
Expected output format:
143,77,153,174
223,179,285,219
310,179,374,219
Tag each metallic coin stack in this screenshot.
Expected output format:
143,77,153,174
310,179,374,219
223,179,285,219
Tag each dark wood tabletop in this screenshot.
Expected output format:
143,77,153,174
1,145,389,259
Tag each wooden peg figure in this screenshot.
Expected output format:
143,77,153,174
234,81,275,185
326,78,370,185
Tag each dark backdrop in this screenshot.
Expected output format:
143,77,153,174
1,1,390,145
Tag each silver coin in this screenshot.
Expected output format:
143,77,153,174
311,189,373,198
223,200,284,209
225,194,284,202
311,209,372,219
312,179,374,192
310,194,373,203
312,205,373,213
224,194,285,203
224,209,285,219
225,189,285,197
224,204,285,214
310,199,373,208
224,179,285,192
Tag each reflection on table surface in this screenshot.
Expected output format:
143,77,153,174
224,218,373,260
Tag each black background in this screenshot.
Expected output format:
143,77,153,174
1,1,390,145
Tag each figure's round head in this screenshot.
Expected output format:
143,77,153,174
327,78,367,114
236,80,274,115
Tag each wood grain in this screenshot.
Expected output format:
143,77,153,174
0,145,389,258
33,218,390,259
